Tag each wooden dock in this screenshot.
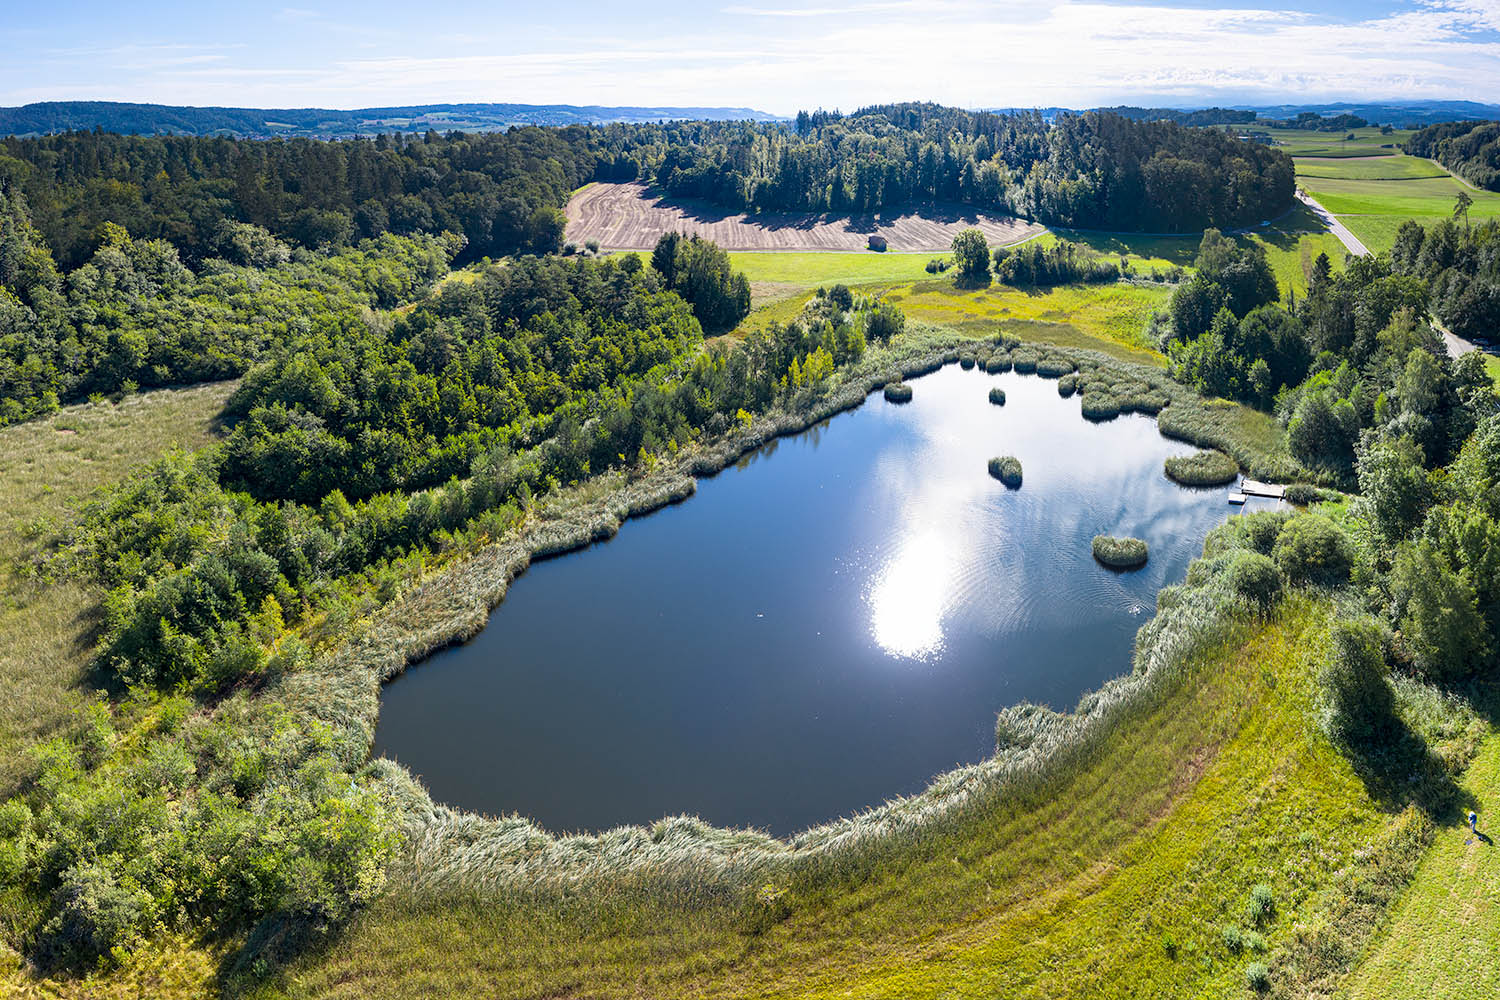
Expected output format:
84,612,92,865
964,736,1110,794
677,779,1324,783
1240,479,1285,499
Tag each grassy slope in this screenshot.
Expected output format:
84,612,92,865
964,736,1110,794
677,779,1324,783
1265,126,1414,158
0,384,236,1000
1345,733,1500,999
289,597,1415,1000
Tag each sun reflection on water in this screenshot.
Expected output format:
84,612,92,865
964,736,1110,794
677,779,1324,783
867,529,953,660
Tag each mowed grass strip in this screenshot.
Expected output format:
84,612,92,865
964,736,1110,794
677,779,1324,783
0,382,234,794
292,599,1407,1000
1344,732,1500,1000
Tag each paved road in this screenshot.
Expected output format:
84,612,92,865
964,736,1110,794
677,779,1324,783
1296,190,1370,257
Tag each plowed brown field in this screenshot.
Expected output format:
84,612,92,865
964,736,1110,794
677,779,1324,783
565,182,1044,253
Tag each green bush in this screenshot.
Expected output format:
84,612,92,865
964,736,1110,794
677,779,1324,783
1317,618,1396,749
1246,883,1276,926
1036,356,1075,378
988,455,1023,488
1284,483,1339,506
1245,961,1271,992
883,382,913,403
1164,450,1239,486
1012,350,1039,374
959,352,976,370
1271,514,1353,586
1057,373,1078,397
1225,551,1282,609
1092,535,1149,569
984,354,1012,374
989,387,1006,406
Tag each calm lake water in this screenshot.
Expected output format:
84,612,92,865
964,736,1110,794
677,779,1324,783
375,364,1267,836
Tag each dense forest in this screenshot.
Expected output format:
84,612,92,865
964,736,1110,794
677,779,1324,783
0,127,597,267
0,102,1296,270
633,104,1294,231
1161,228,1491,484
1405,120,1500,191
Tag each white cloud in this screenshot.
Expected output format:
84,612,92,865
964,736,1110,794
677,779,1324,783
5,1,1499,111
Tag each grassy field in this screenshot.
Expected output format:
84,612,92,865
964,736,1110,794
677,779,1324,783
1345,729,1500,1000
1294,153,1500,254
1264,126,1414,158
728,251,944,286
286,596,1445,999
0,383,235,796
1295,157,1449,181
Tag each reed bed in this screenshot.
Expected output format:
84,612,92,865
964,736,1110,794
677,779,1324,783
988,455,1023,488
1164,449,1240,487
988,387,1006,406
883,382,913,403
1092,535,1149,569
1058,373,1078,397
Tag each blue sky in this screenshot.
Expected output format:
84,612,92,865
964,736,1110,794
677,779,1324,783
3,1,1498,113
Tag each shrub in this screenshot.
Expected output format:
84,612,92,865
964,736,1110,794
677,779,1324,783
1271,514,1353,586
1225,551,1282,609
883,382,913,403
1317,618,1396,749
984,354,1012,374
1036,357,1075,378
1080,394,1120,421
988,387,1006,406
1092,535,1149,569
1246,883,1276,925
1164,449,1239,487
1012,350,1039,374
1245,961,1271,992
988,455,1023,488
1058,373,1078,397
1284,483,1339,506
959,352,976,370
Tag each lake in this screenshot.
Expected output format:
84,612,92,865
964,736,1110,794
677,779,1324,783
374,364,1268,836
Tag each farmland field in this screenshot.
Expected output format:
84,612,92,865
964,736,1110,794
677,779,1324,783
1264,125,1414,157
566,181,1044,252
1295,153,1500,253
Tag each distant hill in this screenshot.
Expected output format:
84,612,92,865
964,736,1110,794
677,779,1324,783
0,101,785,138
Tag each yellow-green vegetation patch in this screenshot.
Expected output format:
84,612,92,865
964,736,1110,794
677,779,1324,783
882,279,1169,364
1035,229,1199,270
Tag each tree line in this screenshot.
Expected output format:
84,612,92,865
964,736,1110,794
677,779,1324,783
633,103,1294,232
1405,121,1500,191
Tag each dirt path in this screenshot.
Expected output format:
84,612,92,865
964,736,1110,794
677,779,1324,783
1296,190,1370,257
565,182,1044,253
